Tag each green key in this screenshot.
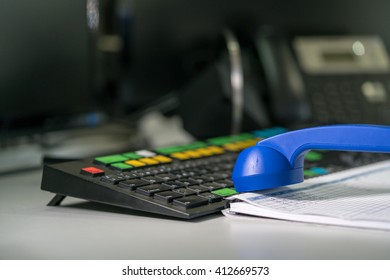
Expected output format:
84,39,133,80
305,151,323,162
110,162,133,171
94,154,129,165
182,141,207,150
207,136,231,146
155,141,208,155
122,152,142,159
208,134,253,146
232,133,253,141
154,146,184,155
212,188,238,197
304,169,317,177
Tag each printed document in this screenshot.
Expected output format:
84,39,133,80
225,160,390,230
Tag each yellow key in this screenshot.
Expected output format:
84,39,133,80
207,146,225,154
170,152,190,160
235,141,249,150
241,139,258,147
195,148,213,157
138,158,159,165
125,160,146,167
223,143,241,152
152,155,173,163
183,150,202,158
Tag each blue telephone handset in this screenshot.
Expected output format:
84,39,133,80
232,124,390,192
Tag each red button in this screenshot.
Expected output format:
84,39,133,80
80,167,105,177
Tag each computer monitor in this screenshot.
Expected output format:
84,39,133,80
0,0,98,141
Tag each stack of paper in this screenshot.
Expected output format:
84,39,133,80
225,160,390,230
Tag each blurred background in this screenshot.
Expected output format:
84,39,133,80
1,0,390,171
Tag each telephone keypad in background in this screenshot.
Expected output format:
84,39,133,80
307,78,390,124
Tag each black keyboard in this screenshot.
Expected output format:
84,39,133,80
41,126,390,219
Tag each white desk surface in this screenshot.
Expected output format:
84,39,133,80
1,168,390,260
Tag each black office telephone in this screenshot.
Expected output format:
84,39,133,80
255,30,390,125
179,30,390,138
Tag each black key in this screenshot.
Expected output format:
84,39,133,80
131,170,155,177
185,168,208,175
141,176,165,184
175,178,199,186
136,184,171,196
205,165,221,172
198,192,223,203
172,196,209,209
154,191,183,203
168,163,184,171
222,171,233,177
142,167,161,175
222,154,238,161
118,179,150,190
190,176,213,184
119,172,140,180
215,179,234,188
100,174,127,185
187,185,210,194
155,173,179,181
145,167,168,174
170,170,196,178
200,182,225,191
173,188,196,196
162,181,187,189
199,168,212,175
218,162,234,170
181,162,198,169
207,172,231,180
